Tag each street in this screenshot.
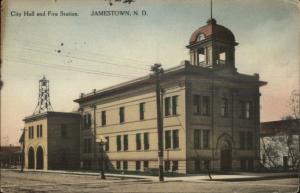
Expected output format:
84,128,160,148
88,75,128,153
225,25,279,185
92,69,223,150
0,170,299,193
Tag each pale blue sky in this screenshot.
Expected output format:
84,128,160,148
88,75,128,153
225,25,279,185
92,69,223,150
1,0,299,145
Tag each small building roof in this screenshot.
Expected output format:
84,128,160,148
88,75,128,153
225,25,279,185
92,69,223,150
0,146,21,153
260,119,300,136
23,111,80,123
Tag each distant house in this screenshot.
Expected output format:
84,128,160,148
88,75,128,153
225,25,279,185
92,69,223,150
0,145,22,168
260,119,300,170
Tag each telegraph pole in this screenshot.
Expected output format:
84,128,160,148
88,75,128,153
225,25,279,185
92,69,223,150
20,128,25,173
151,63,164,182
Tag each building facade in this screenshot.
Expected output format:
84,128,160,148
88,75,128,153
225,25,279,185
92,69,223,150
74,18,266,174
23,112,80,170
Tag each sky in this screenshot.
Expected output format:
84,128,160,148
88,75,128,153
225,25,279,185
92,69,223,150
1,0,299,145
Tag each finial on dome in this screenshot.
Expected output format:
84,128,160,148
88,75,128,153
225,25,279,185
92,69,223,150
207,18,217,25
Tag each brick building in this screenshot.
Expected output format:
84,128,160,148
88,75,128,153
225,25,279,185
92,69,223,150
23,112,80,170
74,18,266,174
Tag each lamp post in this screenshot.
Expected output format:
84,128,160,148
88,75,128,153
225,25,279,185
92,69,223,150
96,138,107,179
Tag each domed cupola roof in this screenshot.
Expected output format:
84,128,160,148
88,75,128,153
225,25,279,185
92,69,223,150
189,18,237,45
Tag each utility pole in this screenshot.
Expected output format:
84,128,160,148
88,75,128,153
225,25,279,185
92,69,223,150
151,63,164,182
20,128,25,173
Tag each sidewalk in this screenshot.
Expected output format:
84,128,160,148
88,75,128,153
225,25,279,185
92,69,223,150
2,169,298,182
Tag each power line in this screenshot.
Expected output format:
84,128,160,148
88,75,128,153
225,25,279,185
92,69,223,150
3,56,139,79
2,41,150,71
4,37,153,68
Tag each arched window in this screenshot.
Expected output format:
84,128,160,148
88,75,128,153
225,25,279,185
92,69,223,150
197,33,205,41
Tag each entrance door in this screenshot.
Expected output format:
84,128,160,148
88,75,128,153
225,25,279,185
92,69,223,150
221,149,232,171
36,146,44,169
28,147,35,169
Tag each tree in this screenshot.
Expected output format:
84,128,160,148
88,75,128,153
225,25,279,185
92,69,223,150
260,90,300,170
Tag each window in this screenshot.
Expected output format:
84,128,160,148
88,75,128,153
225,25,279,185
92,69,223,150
36,125,40,137
165,96,178,116
117,135,122,151
83,113,91,129
116,161,121,170
28,127,30,138
136,161,141,171
202,96,210,115
101,111,106,126
83,138,92,153
83,115,86,129
221,98,229,117
165,130,171,149
203,130,210,149
136,133,141,150
123,161,128,170
197,33,205,41
61,124,67,138
37,125,39,138
240,101,253,119
194,129,201,149
172,96,178,115
139,103,145,120
144,161,149,169
37,125,43,138
28,126,34,139
165,97,171,116
172,161,178,171
247,132,253,150
193,95,201,114
197,47,206,65
40,125,43,137
172,130,179,149
245,102,253,119
165,161,170,171
144,133,149,150
240,132,245,150
119,107,125,123
105,136,109,151
123,135,128,151
87,113,91,129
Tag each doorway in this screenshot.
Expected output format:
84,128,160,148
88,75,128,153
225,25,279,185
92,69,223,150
28,147,35,169
220,149,232,171
36,146,44,169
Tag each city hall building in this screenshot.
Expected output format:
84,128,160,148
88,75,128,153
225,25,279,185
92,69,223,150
74,18,266,174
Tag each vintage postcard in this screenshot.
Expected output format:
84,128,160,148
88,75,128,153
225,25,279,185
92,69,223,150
0,0,299,192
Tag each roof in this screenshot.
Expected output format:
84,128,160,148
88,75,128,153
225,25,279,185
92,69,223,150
23,111,80,123
189,18,236,45
0,146,21,153
261,119,300,136
75,61,267,104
